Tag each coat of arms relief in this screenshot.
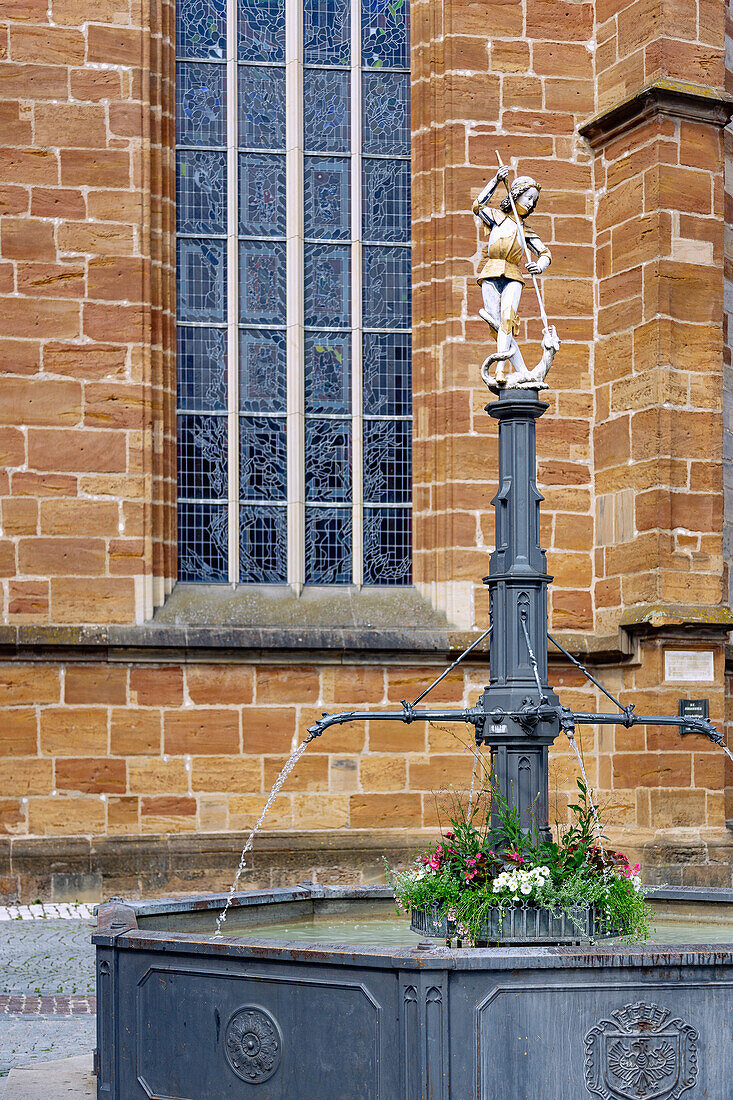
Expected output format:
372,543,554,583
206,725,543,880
584,1001,698,1100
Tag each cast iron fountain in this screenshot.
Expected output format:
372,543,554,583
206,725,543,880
94,161,733,1098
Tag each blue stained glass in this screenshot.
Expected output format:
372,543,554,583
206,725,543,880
239,417,287,500
363,507,411,584
239,329,286,412
363,72,409,154
178,502,228,582
363,419,411,503
177,327,227,411
177,414,228,499
177,150,226,234
305,508,352,583
177,0,226,59
239,153,286,236
362,157,410,242
177,238,226,322
239,240,286,324
304,244,350,327
304,0,350,65
240,505,287,582
304,156,350,240
362,332,411,415
363,245,411,328
362,0,409,69
304,70,350,152
305,332,351,413
176,62,226,146
239,66,285,149
238,0,285,62
305,419,351,502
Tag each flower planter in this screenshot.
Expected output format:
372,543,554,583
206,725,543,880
410,900,619,946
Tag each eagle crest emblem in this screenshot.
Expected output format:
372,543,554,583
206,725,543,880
584,1001,698,1100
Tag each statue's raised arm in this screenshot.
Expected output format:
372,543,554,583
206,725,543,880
474,155,560,392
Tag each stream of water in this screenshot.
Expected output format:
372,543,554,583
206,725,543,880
214,732,317,937
563,729,608,872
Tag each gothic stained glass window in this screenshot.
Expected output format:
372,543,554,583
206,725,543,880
303,0,350,65
176,62,226,147
303,70,350,153
177,150,227,234
238,0,286,62
239,155,286,237
304,158,350,240
361,0,408,68
177,0,227,59
176,0,411,586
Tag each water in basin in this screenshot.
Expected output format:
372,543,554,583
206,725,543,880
220,905,733,948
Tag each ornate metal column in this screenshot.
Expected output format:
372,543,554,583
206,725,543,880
475,389,560,841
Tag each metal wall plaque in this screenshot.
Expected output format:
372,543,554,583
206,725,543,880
678,698,709,736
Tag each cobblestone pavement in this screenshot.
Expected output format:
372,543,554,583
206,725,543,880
0,919,96,1077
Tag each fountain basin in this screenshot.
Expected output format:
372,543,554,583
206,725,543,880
94,884,733,1098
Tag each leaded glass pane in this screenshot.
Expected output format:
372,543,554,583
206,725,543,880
303,69,350,152
176,62,226,147
362,157,410,242
305,419,351,502
177,327,227,411
177,414,228,499
239,329,286,412
304,156,350,240
362,245,411,328
240,505,287,582
178,502,228,582
239,240,286,324
177,0,226,59
363,507,411,584
305,332,350,413
177,238,226,322
362,0,409,68
362,332,411,415
363,419,411,503
305,508,352,583
238,0,285,62
177,150,226,235
239,66,285,149
239,417,287,500
239,153,286,236
304,244,350,327
304,0,350,65
362,72,409,154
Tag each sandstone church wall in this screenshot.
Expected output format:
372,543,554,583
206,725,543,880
0,0,731,900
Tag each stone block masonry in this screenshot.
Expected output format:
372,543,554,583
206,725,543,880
0,0,175,625
0,649,730,901
0,0,732,898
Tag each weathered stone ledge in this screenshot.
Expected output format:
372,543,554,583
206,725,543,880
2,827,732,904
579,79,733,149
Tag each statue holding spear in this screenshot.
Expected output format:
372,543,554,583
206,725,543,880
473,154,560,391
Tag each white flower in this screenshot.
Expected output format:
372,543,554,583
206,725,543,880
520,883,532,895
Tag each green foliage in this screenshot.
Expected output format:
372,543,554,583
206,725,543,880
387,766,652,945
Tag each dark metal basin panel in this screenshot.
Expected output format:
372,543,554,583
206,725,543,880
447,964,733,1098
113,950,401,1099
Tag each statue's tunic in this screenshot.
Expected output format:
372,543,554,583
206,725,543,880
474,208,550,286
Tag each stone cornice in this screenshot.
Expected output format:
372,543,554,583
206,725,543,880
579,79,733,149
620,603,733,635
0,623,627,664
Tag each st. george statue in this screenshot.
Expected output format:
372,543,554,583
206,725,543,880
473,160,560,391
